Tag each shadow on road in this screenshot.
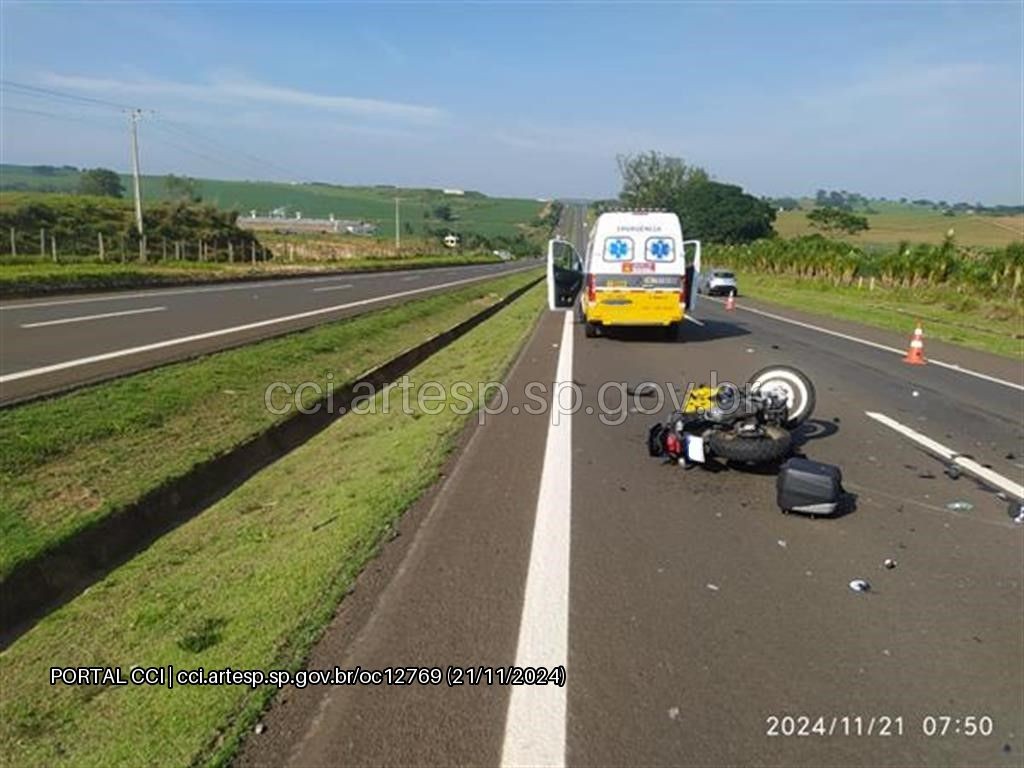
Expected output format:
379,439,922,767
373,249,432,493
595,317,750,344
792,418,840,447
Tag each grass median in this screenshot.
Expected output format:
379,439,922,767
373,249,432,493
0,268,540,582
0,253,505,297
0,280,545,768
731,271,1022,359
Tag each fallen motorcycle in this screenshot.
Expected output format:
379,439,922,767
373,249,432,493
648,365,815,466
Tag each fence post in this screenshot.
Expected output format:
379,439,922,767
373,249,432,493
251,240,256,265
121,236,126,263
139,236,147,264
9,227,15,258
228,241,234,263
289,243,294,262
162,239,167,261
51,236,57,263
869,277,875,292
98,232,105,261
40,228,45,257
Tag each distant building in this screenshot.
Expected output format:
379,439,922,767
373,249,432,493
238,214,377,235
443,233,460,248
443,189,465,196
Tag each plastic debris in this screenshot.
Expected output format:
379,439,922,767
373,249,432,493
883,558,897,569
254,723,267,735
1009,500,1024,525
911,390,920,397
745,347,755,353
946,500,973,512
777,539,787,548
706,583,720,591
849,579,871,592
668,707,680,720
944,465,961,480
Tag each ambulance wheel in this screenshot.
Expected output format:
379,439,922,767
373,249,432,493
584,322,600,338
708,425,792,464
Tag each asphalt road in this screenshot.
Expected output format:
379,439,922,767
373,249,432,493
236,204,1023,767
0,260,536,404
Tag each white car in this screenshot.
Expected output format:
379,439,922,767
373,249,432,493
700,269,738,296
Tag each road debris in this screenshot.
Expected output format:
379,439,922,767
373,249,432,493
1009,500,1024,525
944,465,961,480
777,539,787,548
745,347,755,353
668,707,680,720
946,500,973,512
849,579,871,593
706,583,720,591
883,558,897,569
254,723,267,735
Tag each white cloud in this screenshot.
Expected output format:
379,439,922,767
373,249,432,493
39,72,446,123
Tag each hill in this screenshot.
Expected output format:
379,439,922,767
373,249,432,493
0,164,549,243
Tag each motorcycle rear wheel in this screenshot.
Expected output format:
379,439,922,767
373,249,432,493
708,425,792,464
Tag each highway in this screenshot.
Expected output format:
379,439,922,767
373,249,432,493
0,260,534,404
236,204,1023,767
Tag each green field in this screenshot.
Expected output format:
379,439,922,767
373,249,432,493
0,280,545,768
732,271,1022,359
0,164,549,241
775,208,1023,249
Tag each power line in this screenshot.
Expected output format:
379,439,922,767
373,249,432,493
0,79,134,111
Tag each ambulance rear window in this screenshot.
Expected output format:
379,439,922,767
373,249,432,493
603,237,635,262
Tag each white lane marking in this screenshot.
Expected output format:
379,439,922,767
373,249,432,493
866,411,1024,499
0,267,537,384
501,310,573,768
311,284,353,293
708,297,1023,392
20,306,167,328
0,264,513,311
685,315,704,327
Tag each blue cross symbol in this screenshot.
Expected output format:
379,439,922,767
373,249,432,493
608,239,629,259
649,240,671,259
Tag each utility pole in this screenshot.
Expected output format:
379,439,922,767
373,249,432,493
129,109,145,261
395,197,401,252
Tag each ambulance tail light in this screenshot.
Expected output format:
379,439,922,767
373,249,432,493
587,274,596,302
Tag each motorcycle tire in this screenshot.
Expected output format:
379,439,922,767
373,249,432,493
708,425,792,464
748,365,816,429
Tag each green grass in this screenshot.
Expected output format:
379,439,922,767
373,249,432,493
1,164,547,241
775,209,1024,249
733,271,1023,359
0,280,545,768
0,253,504,296
0,269,541,581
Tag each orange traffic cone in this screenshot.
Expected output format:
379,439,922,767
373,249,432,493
903,322,926,365
724,291,736,311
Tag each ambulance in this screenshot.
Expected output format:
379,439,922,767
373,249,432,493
547,210,700,337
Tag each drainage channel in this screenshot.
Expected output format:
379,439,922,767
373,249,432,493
0,276,541,650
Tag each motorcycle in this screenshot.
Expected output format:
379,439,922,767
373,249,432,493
648,365,815,465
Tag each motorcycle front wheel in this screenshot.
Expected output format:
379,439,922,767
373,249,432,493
748,365,816,429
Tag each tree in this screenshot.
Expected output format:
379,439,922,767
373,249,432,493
432,204,454,221
79,168,124,198
616,151,708,210
164,174,202,202
677,181,776,243
806,206,869,235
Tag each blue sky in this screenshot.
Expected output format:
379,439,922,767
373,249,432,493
1,1,1021,203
